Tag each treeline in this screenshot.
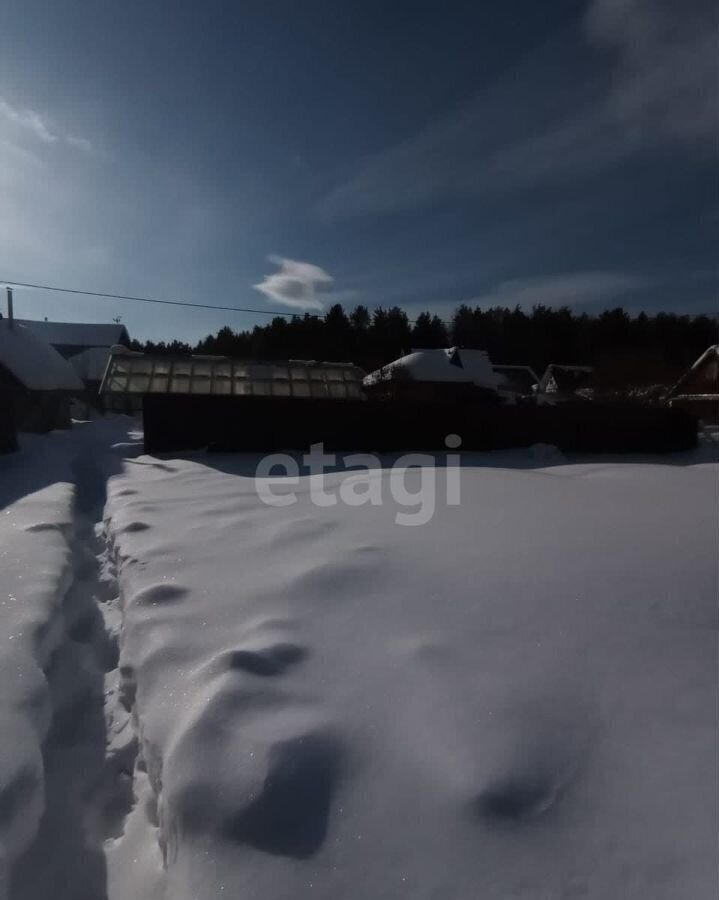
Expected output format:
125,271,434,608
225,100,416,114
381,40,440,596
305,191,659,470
130,304,718,385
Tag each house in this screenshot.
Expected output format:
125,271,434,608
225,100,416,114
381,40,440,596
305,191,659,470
537,364,594,400
0,320,84,432
17,319,130,358
667,345,719,425
363,348,500,404
492,365,541,398
17,319,131,399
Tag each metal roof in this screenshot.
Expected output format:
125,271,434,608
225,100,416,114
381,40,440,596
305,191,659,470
17,319,130,348
0,321,84,392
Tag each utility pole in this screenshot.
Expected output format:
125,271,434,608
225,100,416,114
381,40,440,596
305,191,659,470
6,286,13,330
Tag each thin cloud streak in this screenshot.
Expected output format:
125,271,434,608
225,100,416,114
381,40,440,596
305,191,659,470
253,256,333,311
65,134,94,153
321,0,716,217
471,271,649,310
0,99,57,143
0,97,93,152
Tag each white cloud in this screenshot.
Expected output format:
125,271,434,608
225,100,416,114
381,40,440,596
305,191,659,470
0,97,93,152
322,0,716,217
472,271,648,309
253,256,333,311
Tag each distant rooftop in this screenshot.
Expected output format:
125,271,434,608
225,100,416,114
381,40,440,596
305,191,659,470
0,321,84,392
364,348,499,391
16,319,130,349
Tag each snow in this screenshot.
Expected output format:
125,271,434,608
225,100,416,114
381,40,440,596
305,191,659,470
0,421,717,899
104,447,717,900
0,322,84,393
16,321,129,350
0,420,139,899
364,347,499,390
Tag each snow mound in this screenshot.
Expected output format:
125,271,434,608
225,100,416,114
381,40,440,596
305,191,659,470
102,451,718,900
0,481,75,879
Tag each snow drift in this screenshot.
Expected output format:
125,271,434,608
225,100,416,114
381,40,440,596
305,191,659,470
102,449,718,900
1,421,716,899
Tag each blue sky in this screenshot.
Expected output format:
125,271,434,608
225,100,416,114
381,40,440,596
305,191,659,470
0,0,716,342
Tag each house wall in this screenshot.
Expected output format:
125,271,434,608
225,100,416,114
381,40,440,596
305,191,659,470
0,369,72,433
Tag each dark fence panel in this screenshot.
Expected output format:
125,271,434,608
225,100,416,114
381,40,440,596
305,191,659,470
0,392,18,453
670,397,719,426
143,395,697,455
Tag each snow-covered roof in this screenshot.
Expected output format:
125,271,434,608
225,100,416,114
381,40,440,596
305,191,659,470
16,319,129,349
364,348,499,390
0,321,84,391
67,346,112,382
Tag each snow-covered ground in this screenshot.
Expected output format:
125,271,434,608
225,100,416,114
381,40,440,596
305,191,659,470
1,420,717,899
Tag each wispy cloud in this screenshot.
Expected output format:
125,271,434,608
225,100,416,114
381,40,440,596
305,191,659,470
0,97,93,152
472,271,648,309
321,0,716,217
585,0,716,146
0,99,57,143
65,134,94,153
253,256,333,311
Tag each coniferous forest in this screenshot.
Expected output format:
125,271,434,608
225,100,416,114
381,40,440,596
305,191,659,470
131,304,718,387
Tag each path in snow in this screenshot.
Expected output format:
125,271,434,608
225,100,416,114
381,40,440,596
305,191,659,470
7,428,150,900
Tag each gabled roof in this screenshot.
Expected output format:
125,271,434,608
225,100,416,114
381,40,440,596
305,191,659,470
364,348,499,391
0,321,84,391
668,345,719,398
16,319,129,348
539,364,593,393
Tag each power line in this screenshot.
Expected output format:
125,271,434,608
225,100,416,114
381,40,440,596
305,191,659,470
0,278,453,326
0,279,303,319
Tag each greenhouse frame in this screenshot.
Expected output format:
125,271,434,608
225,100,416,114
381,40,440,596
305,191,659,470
99,352,365,401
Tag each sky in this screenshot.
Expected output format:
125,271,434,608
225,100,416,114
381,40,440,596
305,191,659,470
0,0,716,343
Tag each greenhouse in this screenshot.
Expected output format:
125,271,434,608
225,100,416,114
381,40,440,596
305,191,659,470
100,351,365,400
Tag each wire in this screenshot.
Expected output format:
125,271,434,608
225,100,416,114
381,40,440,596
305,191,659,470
0,279,303,319
0,278,453,326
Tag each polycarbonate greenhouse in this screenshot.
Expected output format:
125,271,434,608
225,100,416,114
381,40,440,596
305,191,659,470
100,351,365,400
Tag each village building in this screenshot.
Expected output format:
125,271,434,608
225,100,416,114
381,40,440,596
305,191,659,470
17,320,131,399
0,319,84,432
667,344,719,425
537,364,594,401
363,348,500,404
